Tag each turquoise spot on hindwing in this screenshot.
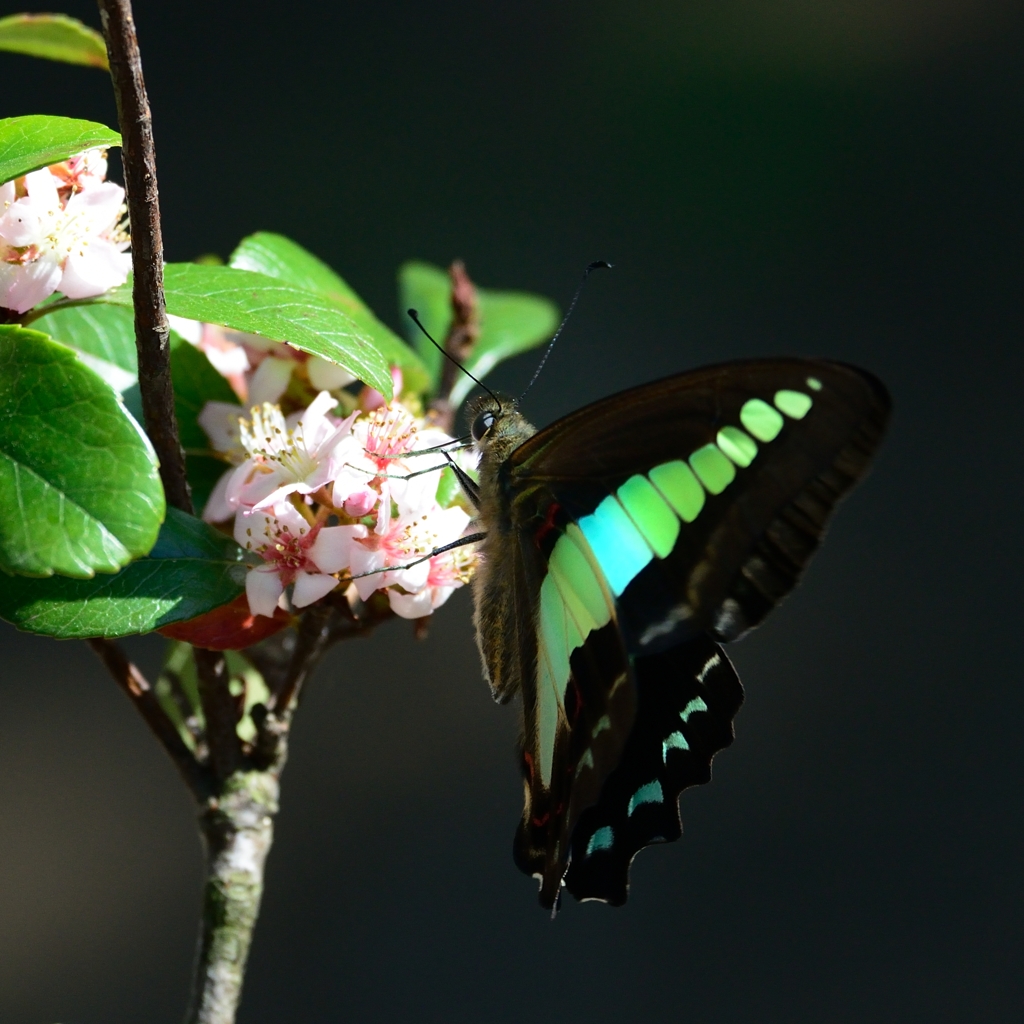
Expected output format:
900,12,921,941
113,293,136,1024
806,376,823,391
628,780,664,815
662,730,689,761
680,696,708,722
578,494,654,596
593,714,612,737
586,826,615,856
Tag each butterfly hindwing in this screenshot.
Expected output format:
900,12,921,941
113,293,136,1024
564,635,743,906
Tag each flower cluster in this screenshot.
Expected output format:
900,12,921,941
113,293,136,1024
199,387,479,621
0,149,131,314
168,316,354,407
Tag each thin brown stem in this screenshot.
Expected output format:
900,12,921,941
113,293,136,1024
97,0,192,514
87,638,208,799
194,649,242,783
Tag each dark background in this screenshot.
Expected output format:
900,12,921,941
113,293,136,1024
2,1,1023,1021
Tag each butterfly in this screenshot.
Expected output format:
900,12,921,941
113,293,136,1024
453,358,890,910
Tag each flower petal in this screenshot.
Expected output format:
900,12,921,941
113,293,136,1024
388,588,435,619
308,526,352,574
248,355,294,404
308,356,356,391
0,257,63,313
198,401,245,456
292,571,339,608
201,467,236,523
246,564,285,618
60,238,132,298
0,197,44,246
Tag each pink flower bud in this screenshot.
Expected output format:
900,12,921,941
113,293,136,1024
344,486,377,518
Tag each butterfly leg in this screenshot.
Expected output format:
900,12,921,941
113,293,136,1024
341,531,488,585
443,450,480,508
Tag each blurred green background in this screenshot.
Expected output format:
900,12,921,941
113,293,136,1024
2,1,1023,1021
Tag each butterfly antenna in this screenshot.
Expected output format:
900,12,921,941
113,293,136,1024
407,308,502,409
517,260,612,404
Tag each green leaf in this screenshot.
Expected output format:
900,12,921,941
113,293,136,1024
32,300,137,372
101,263,394,399
169,333,237,450
0,13,108,69
230,232,429,394
397,261,560,405
0,325,164,579
397,261,451,387
0,507,249,638
453,289,560,407
0,114,120,186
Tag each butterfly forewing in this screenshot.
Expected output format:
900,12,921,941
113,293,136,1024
507,359,889,650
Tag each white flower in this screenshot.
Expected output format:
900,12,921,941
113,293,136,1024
331,402,461,535
342,503,472,602
388,541,479,619
234,502,350,618
0,154,130,313
227,392,357,513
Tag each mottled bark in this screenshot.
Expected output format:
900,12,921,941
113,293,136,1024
185,772,279,1024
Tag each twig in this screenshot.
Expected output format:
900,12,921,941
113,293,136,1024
96,0,192,514
186,772,278,1024
430,260,481,432
87,638,208,799
194,649,241,782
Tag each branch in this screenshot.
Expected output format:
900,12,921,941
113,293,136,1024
87,637,208,799
194,648,242,783
97,0,192,514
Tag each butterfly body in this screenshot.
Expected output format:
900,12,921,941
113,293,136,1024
466,359,889,910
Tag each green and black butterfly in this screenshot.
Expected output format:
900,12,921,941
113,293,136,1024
447,356,889,910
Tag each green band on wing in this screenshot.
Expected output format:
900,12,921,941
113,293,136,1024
716,425,758,468
649,460,705,522
535,653,559,787
616,474,680,559
739,398,784,442
689,443,736,494
539,575,571,707
578,494,654,597
774,389,813,419
558,526,613,629
628,779,664,816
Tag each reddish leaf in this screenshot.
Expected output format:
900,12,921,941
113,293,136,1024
158,594,290,650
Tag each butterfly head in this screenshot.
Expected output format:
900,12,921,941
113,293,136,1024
467,393,536,465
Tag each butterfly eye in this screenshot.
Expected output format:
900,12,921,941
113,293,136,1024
472,410,497,441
